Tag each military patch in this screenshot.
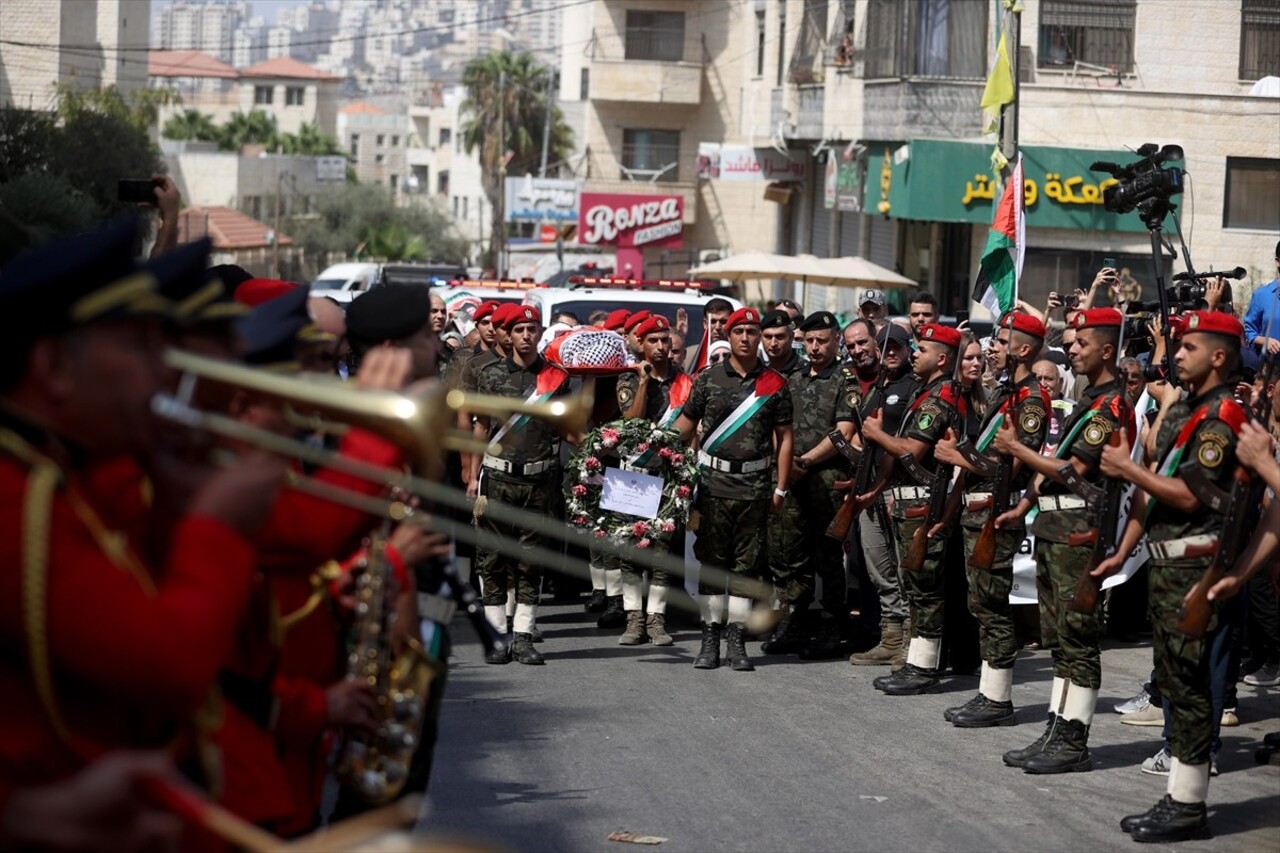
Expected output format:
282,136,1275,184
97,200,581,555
1082,416,1112,446
1020,410,1042,434
918,413,934,430
847,387,862,409
617,382,635,408
916,403,942,431
1196,432,1228,468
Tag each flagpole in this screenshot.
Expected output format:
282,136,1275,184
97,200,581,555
1001,3,1022,165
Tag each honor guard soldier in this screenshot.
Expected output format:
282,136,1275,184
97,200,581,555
676,307,793,671
934,312,1050,726
613,314,693,646
0,223,284,801
994,307,1133,774
1094,311,1247,842
759,309,811,654
470,305,575,666
775,311,860,659
848,323,921,668
853,323,966,694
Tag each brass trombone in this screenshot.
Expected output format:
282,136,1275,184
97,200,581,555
152,349,779,624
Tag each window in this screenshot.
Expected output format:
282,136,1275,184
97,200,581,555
439,128,451,147
254,85,273,105
776,0,788,85
1241,0,1280,80
376,153,385,164
864,0,987,79
1224,157,1280,230
391,135,400,147
580,67,590,99
285,86,304,106
349,134,359,158
461,196,468,219
755,9,767,76
624,10,685,61
389,174,399,193
376,134,385,146
1038,0,1137,74
621,129,680,182
438,170,450,195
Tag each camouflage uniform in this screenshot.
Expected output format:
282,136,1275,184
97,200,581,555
778,361,859,617
444,340,484,389
1146,383,1241,765
890,376,964,642
684,360,792,596
473,354,571,606
1028,378,1130,690
960,374,1049,669
765,352,809,602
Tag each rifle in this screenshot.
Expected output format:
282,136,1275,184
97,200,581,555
1067,430,1125,614
968,355,1019,572
1174,465,1255,638
826,353,892,541
900,452,953,573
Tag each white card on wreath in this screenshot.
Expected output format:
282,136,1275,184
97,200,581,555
599,467,664,518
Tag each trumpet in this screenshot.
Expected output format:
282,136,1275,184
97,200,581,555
152,349,780,627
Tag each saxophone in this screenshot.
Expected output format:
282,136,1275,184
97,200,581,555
337,523,437,804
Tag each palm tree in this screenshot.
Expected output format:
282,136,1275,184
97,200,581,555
162,109,219,142
460,51,574,268
361,221,428,261
217,110,279,152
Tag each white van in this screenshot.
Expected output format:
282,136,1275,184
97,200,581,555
311,262,379,303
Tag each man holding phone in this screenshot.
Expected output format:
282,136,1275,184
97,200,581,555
119,175,181,259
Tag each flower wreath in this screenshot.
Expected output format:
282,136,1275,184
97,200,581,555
565,418,699,548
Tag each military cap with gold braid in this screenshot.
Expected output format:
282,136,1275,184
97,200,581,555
151,238,248,325
236,284,314,371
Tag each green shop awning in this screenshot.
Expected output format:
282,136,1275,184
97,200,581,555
866,138,1149,233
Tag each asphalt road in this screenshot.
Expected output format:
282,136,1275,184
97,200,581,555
418,602,1280,853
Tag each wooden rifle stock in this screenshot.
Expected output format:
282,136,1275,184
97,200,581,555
1068,430,1125,614
902,462,952,573
826,404,883,541
970,355,1020,573
1174,465,1255,639
826,493,859,540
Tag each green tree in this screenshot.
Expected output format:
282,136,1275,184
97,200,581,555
218,110,279,151
162,109,220,142
276,122,344,157
460,51,574,267
287,183,467,270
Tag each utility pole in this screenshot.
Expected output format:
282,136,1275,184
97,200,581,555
496,69,507,275
272,166,282,278
539,72,556,178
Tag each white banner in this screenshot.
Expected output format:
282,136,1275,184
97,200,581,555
697,143,806,182
1009,389,1152,604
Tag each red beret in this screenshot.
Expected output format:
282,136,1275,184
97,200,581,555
235,278,297,307
497,304,540,330
623,310,652,333
472,299,500,322
1071,308,1123,329
1000,312,1046,339
725,306,762,332
490,303,517,329
919,323,962,349
603,308,631,331
634,315,670,339
1180,310,1243,340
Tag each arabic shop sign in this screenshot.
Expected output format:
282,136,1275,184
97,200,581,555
696,143,806,182
505,176,581,222
578,192,685,248
871,139,1148,233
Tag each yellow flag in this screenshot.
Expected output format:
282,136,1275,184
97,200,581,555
980,32,1015,116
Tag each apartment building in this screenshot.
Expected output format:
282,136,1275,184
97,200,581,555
406,82,490,252
154,0,247,61
338,101,410,200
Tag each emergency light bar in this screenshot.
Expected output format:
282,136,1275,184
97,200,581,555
568,276,717,291
445,279,542,290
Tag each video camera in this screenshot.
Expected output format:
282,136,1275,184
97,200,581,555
1170,266,1245,310
1091,144,1185,225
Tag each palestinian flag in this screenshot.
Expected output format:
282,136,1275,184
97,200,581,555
691,320,712,373
972,153,1025,317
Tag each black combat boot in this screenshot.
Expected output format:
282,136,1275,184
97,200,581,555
596,595,626,629
693,622,722,669
1003,714,1058,767
943,693,984,723
484,640,511,665
584,588,607,612
761,604,807,655
1122,795,1177,834
725,623,754,671
1131,798,1210,843
1023,718,1092,774
882,663,940,695
798,618,852,660
510,632,545,666
951,694,1016,728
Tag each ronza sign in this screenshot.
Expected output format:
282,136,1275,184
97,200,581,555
578,192,684,248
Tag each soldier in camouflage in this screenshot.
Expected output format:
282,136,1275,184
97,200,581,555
778,311,860,659
933,312,1049,727
611,314,691,647
469,305,575,666
677,307,793,672
758,310,810,652
854,323,966,695
1093,311,1246,843
993,307,1131,774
